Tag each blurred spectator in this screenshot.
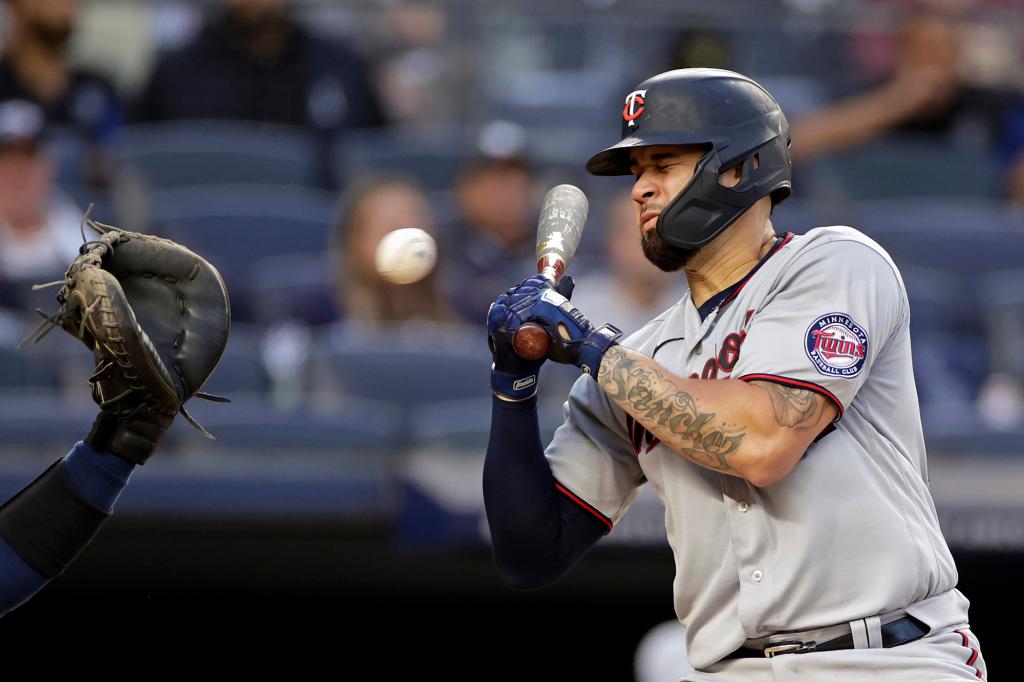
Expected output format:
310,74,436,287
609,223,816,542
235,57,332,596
0,99,82,290
790,7,1024,195
332,176,454,325
134,0,387,186
371,2,472,130
444,154,536,324
0,0,122,187
569,192,688,335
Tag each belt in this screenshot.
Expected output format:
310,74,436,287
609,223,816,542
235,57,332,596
723,614,928,659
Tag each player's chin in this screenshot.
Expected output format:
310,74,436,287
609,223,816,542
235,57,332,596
641,230,693,272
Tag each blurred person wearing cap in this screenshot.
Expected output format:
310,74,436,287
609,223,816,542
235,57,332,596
0,98,84,306
0,0,122,186
134,0,387,187
444,153,537,324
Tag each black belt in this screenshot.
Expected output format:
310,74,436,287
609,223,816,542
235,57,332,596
723,615,928,659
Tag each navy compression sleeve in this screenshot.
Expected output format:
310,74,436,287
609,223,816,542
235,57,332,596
483,395,608,589
0,442,135,617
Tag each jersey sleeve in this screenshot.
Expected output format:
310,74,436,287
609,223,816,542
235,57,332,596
544,374,646,528
731,239,907,417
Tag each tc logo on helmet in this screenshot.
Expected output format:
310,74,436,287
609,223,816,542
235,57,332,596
623,89,647,127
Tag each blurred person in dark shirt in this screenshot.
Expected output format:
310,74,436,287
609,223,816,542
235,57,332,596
0,0,122,187
135,0,387,185
790,6,1024,196
332,176,454,326
0,98,84,308
444,154,536,324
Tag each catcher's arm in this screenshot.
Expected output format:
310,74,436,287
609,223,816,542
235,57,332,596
0,218,230,616
0,442,133,617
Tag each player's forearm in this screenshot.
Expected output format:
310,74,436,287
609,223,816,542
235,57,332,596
596,345,808,486
0,442,134,617
483,396,605,588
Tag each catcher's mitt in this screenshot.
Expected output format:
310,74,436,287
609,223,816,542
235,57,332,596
21,217,231,464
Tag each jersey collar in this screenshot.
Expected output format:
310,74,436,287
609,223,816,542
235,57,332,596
696,232,793,321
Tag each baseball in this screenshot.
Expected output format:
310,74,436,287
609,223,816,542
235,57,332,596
374,227,437,284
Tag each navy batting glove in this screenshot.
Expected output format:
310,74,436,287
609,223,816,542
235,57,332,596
511,283,623,377
488,276,578,400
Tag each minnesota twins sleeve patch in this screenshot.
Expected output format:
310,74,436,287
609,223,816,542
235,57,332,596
805,313,868,378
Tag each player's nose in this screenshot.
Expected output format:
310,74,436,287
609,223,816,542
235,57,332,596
630,171,657,205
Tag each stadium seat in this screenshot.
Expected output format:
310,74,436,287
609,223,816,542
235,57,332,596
318,322,491,408
148,184,337,318
815,137,1002,201
115,121,318,188
250,252,338,326
335,128,471,191
855,199,1024,280
170,395,404,455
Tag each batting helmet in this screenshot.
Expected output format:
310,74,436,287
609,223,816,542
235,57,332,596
586,68,792,250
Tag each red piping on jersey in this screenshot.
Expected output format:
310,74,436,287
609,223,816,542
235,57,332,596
555,482,613,532
739,373,845,421
720,232,794,308
956,630,983,679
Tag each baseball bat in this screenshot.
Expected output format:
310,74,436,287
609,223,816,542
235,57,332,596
512,184,589,360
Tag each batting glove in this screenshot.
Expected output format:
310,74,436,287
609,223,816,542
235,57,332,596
487,275,575,400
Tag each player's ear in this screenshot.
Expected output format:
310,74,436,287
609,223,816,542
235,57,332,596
719,154,760,188
719,161,744,188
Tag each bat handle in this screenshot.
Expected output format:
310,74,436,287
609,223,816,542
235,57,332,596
513,322,550,360
511,263,561,360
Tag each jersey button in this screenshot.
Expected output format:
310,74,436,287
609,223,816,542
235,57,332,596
738,500,750,513
694,341,703,354
751,569,763,583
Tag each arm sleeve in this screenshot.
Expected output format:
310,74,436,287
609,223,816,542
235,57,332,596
0,442,134,618
483,395,611,590
731,239,907,416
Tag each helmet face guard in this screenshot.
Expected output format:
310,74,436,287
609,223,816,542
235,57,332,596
586,69,792,249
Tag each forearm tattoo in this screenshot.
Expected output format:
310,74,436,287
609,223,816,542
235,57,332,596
598,345,745,473
754,382,830,430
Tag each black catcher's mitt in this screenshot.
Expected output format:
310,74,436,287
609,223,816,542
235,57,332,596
21,217,231,463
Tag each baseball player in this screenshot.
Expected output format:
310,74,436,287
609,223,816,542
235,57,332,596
0,222,229,617
483,69,986,680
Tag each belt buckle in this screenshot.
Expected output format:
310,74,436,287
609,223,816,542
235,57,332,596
763,641,817,658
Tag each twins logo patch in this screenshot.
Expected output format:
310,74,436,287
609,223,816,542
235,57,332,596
805,313,868,378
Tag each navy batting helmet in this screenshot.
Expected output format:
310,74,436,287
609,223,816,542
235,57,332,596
586,68,792,250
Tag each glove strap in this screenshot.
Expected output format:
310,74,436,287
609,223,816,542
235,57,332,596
491,366,540,402
578,324,623,378
86,411,165,465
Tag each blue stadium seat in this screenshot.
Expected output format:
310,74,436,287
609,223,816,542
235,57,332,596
170,396,404,454
148,184,337,318
318,323,491,407
250,253,338,326
854,199,1024,279
199,323,270,397
814,137,1002,202
115,121,318,188
335,128,471,191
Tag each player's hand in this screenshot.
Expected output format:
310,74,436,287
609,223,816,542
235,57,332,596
487,275,574,400
499,279,622,376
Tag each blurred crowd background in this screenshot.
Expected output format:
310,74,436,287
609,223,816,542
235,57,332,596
0,0,1021,676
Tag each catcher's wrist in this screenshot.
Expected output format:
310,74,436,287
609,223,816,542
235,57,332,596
577,323,623,378
86,411,168,465
491,366,540,402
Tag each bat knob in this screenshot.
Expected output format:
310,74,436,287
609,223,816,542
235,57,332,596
513,322,549,360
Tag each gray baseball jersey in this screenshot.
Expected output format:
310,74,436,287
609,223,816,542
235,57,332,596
545,226,970,671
